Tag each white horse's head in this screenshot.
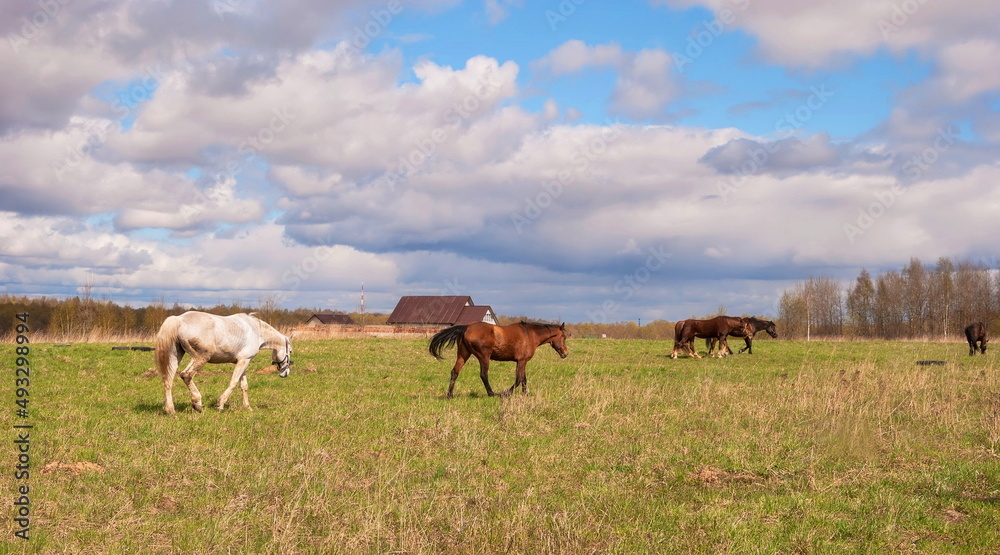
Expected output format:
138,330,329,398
274,336,293,378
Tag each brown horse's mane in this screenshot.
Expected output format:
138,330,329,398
519,321,563,330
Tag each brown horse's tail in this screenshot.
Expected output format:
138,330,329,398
429,325,467,360
155,315,182,378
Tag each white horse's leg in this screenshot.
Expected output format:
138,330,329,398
217,359,251,411
239,373,252,410
162,355,178,415
178,359,207,413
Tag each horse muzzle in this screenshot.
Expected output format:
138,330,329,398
278,361,292,378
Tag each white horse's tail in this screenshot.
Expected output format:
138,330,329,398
155,315,182,379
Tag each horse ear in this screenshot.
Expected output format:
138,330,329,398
560,322,565,330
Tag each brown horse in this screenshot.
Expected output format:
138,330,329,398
429,321,569,398
671,316,746,359
965,321,988,355
706,317,778,356
673,319,696,357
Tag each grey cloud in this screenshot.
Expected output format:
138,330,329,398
698,134,878,176
0,185,77,216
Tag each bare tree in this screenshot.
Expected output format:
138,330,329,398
846,268,875,337
806,277,843,338
778,289,808,339
902,258,928,338
875,271,905,338
928,257,955,338
954,260,990,331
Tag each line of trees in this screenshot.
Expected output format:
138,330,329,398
778,257,996,340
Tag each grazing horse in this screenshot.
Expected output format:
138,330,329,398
155,311,293,414
670,316,746,359
964,322,988,356
707,317,778,356
429,321,568,398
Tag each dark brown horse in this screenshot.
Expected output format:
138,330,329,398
707,317,778,356
673,319,689,354
965,321,988,355
429,321,569,398
671,316,746,359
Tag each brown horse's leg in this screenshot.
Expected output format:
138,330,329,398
684,333,701,359
719,335,733,358
718,336,731,357
447,343,471,398
501,360,528,397
476,353,497,397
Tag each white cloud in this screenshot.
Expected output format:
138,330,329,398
535,41,678,119
484,0,524,24
0,213,398,308
535,40,627,75
933,39,1000,102
654,0,1000,68
609,48,677,119
108,48,522,183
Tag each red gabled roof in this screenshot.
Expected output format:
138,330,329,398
456,305,495,325
386,296,473,325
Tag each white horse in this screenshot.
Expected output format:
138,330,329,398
155,311,293,414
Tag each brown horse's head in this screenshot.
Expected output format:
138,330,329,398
548,323,569,359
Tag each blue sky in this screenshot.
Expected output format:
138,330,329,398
1,0,999,322
379,1,930,138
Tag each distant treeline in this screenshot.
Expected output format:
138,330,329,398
777,257,995,340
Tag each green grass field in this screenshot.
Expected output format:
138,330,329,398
4,338,999,553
